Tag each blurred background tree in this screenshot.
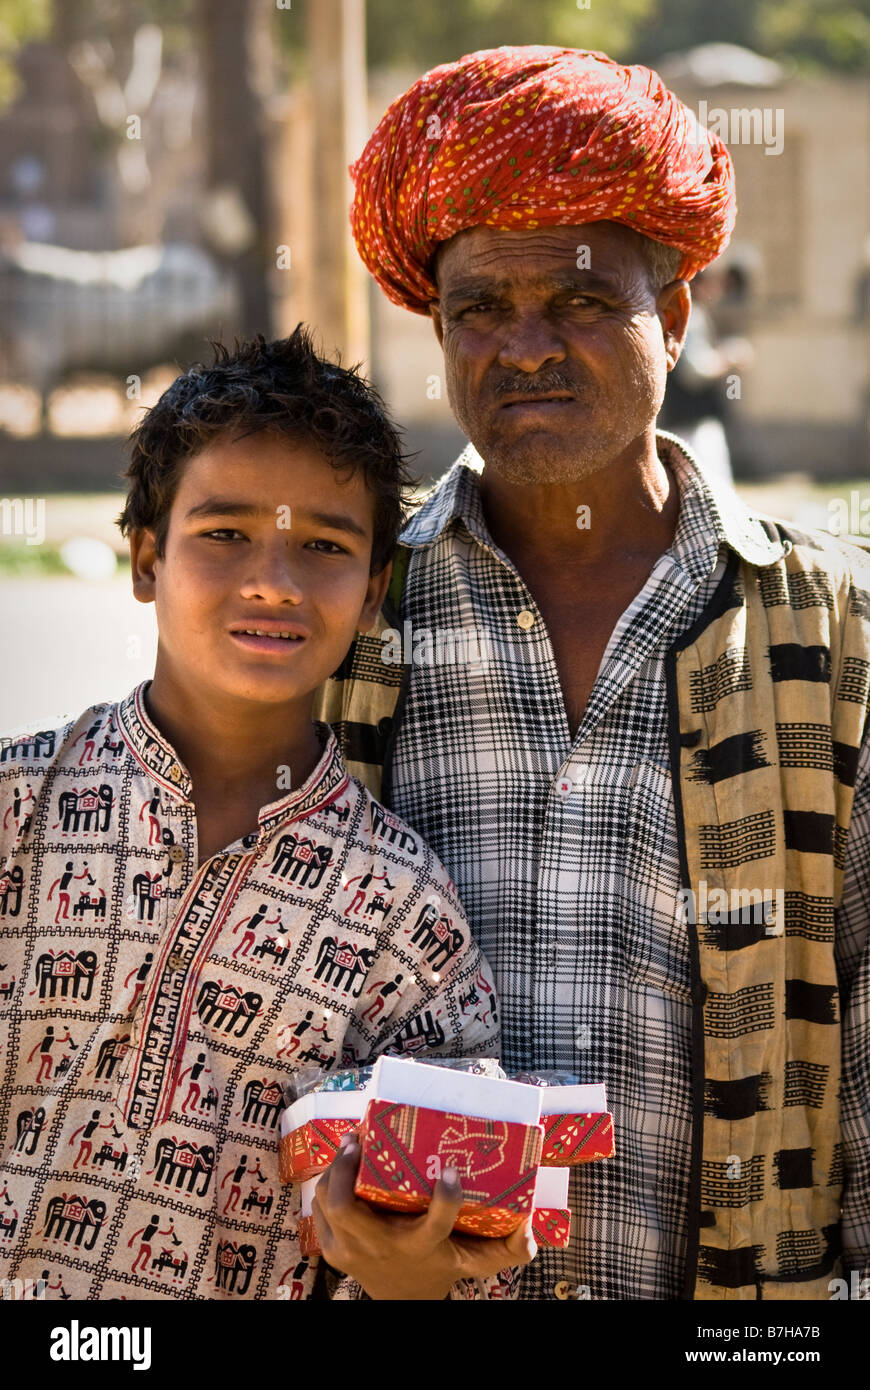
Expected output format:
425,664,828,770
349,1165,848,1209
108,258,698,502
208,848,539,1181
0,0,51,107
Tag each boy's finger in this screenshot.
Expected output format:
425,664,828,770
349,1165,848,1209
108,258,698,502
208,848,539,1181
450,1220,537,1277
316,1136,361,1215
417,1167,465,1243
503,1217,537,1265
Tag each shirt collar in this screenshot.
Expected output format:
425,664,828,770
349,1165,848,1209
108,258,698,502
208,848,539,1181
116,682,349,833
400,430,788,573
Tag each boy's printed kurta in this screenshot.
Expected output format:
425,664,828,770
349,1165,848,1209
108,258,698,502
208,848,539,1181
0,683,498,1299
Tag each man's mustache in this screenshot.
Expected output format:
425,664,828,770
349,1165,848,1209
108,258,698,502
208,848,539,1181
492,371,586,399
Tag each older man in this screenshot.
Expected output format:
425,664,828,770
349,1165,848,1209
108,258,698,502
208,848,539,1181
314,47,870,1302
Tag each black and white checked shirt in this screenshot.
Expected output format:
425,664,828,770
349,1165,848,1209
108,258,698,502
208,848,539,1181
387,433,870,1300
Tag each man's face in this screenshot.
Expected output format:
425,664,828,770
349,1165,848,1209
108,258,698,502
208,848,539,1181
130,432,390,710
430,222,687,484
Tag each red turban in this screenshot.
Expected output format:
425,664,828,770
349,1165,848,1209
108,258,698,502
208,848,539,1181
350,46,736,314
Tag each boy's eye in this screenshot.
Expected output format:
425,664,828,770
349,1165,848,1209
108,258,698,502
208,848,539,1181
201,529,245,541
307,539,347,554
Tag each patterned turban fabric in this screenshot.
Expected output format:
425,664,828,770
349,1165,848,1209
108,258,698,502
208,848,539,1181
350,46,736,314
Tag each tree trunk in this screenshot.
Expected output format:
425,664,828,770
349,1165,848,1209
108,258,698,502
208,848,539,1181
195,0,275,337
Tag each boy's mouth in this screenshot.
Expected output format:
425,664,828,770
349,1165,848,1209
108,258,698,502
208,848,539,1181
229,622,309,654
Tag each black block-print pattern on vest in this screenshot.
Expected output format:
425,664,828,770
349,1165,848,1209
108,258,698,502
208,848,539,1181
704,1073,772,1120
688,730,770,785
699,1209,717,1228
775,1229,830,1278
768,644,831,683
774,1147,815,1189
775,722,833,771
849,582,870,619
688,647,752,713
759,567,834,610
828,1143,844,1187
705,983,776,1037
785,979,838,1025
700,914,770,951
701,1155,765,1207
784,892,835,942
833,822,848,870
837,654,870,704
783,810,834,855
783,1060,828,1109
698,810,776,869
833,740,860,788
698,1244,765,1290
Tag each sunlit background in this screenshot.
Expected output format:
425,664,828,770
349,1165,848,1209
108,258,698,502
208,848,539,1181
2,0,870,730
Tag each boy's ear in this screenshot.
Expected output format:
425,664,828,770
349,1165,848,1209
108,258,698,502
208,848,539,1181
129,528,159,605
357,558,393,635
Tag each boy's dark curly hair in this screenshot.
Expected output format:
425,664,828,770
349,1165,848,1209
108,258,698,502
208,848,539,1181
117,326,413,575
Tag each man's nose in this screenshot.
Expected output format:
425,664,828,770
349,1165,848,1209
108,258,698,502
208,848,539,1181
496,312,567,374
239,543,305,603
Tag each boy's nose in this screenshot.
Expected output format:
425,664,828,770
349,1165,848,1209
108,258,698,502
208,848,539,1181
239,547,305,604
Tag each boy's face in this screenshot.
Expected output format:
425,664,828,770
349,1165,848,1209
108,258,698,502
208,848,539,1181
129,432,391,710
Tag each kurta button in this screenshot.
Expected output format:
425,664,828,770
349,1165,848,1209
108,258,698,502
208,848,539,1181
168,764,183,783
167,953,185,972
377,716,393,737
169,846,185,863
517,610,535,630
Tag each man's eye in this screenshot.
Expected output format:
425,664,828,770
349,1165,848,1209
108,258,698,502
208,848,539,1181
201,528,245,541
307,539,347,554
459,301,496,316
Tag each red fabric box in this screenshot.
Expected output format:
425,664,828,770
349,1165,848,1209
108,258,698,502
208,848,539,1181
538,1084,615,1166
532,1207,572,1248
278,1091,366,1183
353,1057,544,1237
531,1166,572,1249
298,1177,321,1257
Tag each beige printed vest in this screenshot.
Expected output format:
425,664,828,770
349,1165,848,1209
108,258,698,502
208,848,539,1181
313,529,870,1299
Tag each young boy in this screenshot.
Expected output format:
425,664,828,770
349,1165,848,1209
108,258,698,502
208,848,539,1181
0,330,529,1300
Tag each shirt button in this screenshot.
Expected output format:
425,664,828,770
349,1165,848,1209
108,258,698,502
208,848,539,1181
516,610,535,631
167,953,185,972
169,846,185,863
554,1281,576,1300
555,776,573,799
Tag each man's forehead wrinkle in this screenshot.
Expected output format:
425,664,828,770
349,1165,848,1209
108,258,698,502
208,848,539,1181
444,269,627,302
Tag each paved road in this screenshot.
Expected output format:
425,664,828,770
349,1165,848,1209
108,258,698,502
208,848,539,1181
0,576,158,732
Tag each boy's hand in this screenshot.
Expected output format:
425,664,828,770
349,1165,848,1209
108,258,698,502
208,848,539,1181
311,1135,536,1300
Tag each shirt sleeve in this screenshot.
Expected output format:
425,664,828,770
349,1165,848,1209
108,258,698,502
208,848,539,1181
341,837,500,1066
330,831,515,1301
835,719,870,1281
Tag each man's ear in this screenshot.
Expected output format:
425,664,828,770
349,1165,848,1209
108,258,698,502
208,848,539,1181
429,301,444,348
357,557,393,634
656,279,692,371
129,528,159,605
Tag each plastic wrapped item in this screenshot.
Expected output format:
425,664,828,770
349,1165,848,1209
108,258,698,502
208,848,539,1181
282,1065,374,1106
512,1070,580,1088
